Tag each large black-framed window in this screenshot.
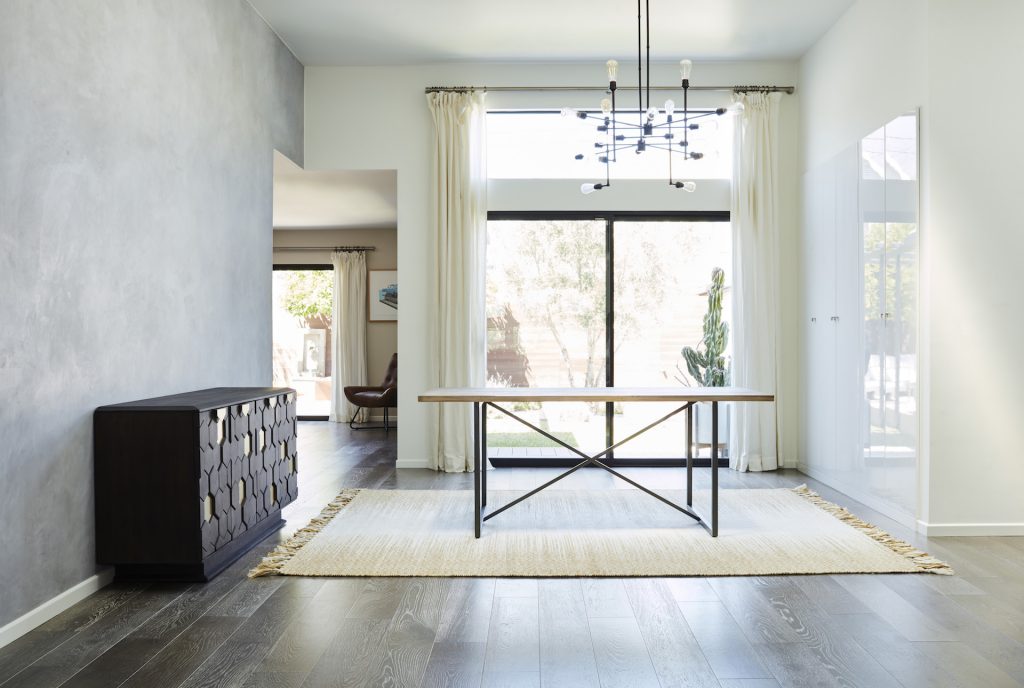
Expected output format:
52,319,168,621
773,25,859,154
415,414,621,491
485,211,731,468
272,264,333,421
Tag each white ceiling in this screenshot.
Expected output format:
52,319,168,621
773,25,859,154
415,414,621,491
273,153,397,230
249,0,854,66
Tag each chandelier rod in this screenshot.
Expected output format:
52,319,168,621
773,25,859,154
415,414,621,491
424,85,794,94
274,246,376,252
644,0,650,115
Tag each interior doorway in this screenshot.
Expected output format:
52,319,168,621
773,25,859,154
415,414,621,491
270,151,398,423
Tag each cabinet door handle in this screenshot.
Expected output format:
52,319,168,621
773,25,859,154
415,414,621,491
830,316,839,322
810,317,817,323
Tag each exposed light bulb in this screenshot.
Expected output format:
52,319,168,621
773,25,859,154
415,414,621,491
581,182,604,195
664,99,675,117
560,107,576,118
674,181,697,192
601,98,612,115
679,59,693,80
606,59,619,82
727,101,745,115
646,106,658,121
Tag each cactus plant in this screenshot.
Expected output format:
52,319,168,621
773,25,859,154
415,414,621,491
681,267,730,387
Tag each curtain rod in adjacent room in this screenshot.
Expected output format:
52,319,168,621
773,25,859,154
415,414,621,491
274,246,376,252
424,85,794,94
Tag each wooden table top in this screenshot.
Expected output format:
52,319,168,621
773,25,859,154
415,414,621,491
418,387,774,403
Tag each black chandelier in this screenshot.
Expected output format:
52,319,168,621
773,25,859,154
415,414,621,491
568,0,729,194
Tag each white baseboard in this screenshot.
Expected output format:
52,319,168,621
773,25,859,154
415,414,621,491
796,463,918,530
396,457,432,469
916,521,1024,537
0,568,114,649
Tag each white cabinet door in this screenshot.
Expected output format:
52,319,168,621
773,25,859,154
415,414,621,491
803,160,837,477
834,144,861,480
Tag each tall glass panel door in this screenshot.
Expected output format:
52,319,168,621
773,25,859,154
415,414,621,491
612,221,732,458
486,220,607,458
859,113,918,517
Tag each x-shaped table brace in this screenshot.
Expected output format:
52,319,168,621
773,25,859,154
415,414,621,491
472,399,721,538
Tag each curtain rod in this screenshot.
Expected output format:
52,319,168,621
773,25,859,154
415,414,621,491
424,84,794,94
274,246,376,252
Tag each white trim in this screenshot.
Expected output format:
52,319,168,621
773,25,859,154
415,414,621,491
396,457,431,469
0,569,114,649
796,464,917,530
916,521,1024,537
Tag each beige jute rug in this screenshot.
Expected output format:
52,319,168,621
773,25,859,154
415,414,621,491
249,486,951,578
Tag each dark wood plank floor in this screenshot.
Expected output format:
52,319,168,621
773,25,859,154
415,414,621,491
2,422,1023,687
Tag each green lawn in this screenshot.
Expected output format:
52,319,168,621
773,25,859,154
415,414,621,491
487,431,578,448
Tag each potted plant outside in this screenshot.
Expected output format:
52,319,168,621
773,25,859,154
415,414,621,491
680,267,730,452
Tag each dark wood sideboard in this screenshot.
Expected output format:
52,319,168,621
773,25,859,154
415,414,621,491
94,387,298,581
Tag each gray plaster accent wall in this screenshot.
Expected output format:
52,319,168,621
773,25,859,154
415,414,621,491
0,0,303,626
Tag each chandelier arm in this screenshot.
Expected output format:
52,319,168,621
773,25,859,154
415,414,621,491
647,144,682,152
674,111,720,121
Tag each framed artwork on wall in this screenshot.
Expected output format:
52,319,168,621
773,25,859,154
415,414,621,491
368,269,398,322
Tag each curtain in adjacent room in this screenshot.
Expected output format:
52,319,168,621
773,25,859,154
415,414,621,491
329,250,368,424
730,91,782,472
426,91,487,472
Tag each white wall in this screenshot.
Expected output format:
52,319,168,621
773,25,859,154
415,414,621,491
923,1,1024,533
305,60,800,469
799,0,1024,533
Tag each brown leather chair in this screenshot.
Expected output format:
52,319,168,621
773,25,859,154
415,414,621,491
343,353,397,431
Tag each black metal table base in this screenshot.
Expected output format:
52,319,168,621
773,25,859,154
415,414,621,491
471,400,721,538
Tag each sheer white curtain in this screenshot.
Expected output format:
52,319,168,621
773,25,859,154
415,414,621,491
426,91,487,472
329,250,368,424
730,92,782,472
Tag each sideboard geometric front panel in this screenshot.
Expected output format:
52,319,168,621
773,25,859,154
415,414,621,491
95,387,297,581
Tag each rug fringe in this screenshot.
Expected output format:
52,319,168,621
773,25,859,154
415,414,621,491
791,484,953,576
248,489,362,578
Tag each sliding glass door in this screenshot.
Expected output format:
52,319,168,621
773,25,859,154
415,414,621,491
486,219,608,459
485,213,730,465
612,220,732,459
272,266,333,419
